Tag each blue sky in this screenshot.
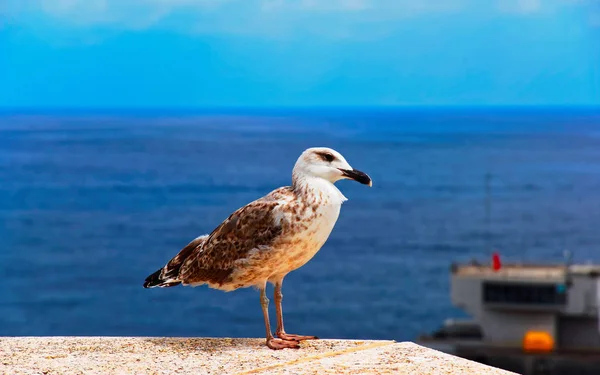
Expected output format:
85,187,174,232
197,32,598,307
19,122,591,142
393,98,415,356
1,0,599,108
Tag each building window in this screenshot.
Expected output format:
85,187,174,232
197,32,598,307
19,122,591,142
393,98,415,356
483,282,567,305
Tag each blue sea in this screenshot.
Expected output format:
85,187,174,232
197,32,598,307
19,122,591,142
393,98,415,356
1,107,600,341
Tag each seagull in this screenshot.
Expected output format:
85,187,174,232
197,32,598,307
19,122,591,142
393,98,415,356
143,147,372,350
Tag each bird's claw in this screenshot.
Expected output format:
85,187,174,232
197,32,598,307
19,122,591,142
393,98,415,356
266,337,301,350
276,333,319,342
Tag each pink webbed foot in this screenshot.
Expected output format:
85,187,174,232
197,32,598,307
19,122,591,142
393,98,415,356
266,337,301,350
276,332,319,342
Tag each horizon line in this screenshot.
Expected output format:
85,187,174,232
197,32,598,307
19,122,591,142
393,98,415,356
1,104,600,115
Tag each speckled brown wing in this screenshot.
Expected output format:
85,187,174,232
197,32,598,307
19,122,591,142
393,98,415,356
143,234,209,288
178,187,294,287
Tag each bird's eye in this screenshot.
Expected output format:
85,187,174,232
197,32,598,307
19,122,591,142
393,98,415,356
317,152,335,162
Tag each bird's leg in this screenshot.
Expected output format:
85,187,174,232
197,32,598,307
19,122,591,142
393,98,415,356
274,281,319,342
260,286,299,350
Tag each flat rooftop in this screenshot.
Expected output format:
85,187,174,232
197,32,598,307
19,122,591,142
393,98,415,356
454,263,567,280
0,337,517,375
453,262,600,280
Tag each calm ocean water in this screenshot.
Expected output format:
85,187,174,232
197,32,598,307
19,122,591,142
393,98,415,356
1,107,600,341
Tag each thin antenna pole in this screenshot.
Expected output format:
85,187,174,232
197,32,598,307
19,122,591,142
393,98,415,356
485,172,492,253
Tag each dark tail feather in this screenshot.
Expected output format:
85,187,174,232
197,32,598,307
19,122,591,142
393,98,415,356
143,268,181,288
143,234,209,289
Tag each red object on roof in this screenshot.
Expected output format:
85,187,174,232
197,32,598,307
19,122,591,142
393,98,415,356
492,252,502,271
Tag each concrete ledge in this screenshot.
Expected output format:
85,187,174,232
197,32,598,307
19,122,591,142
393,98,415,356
1,337,517,374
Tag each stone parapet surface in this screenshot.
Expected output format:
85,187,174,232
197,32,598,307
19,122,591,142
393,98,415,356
0,337,518,374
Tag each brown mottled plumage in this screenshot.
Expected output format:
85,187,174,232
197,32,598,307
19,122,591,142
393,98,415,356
179,188,289,288
143,147,372,350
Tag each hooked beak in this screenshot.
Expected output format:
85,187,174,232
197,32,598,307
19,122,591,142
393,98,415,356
339,168,373,187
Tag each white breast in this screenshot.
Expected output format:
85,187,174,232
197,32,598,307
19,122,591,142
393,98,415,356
300,176,346,244
275,177,346,274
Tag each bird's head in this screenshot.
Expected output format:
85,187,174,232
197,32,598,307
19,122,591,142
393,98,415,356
292,147,372,187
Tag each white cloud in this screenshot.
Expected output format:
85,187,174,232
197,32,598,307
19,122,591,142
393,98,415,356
261,0,369,12
0,0,469,40
3,0,221,29
1,0,596,37
496,0,543,14
0,0,465,28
